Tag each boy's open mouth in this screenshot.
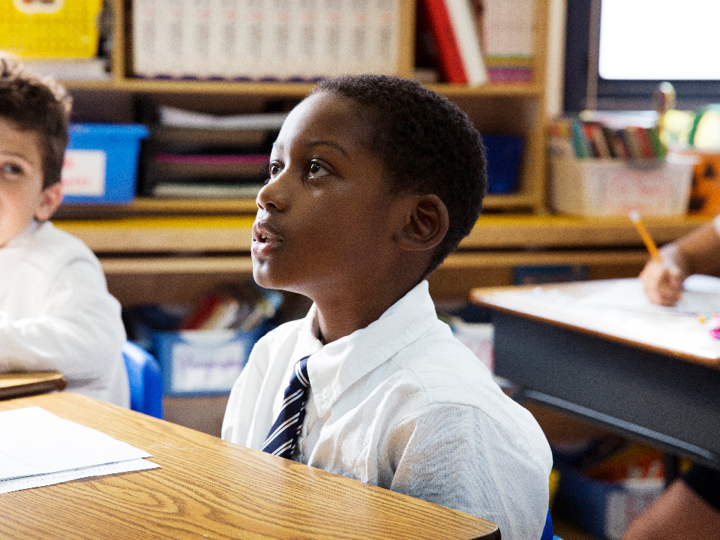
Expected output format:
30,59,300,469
253,223,282,245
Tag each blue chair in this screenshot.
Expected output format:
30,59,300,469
541,508,563,540
541,509,554,540
122,341,163,419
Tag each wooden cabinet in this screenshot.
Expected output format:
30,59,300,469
53,0,709,310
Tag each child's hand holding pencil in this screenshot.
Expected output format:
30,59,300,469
631,210,686,306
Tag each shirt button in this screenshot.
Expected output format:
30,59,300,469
321,388,331,400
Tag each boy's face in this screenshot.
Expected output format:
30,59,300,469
0,117,61,248
252,92,401,298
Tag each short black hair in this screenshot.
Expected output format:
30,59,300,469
314,74,486,275
0,53,72,188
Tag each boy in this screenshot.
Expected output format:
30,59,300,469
222,74,552,540
0,53,128,407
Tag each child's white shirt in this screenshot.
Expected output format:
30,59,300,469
0,221,129,407
222,280,552,540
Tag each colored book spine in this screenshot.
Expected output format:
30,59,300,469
646,127,667,158
571,119,591,158
582,121,611,158
444,0,488,85
622,127,644,160
180,293,225,330
420,0,467,83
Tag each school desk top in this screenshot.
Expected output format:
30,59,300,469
472,278,720,469
472,277,720,367
0,371,67,401
0,392,499,540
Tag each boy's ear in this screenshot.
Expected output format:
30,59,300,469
34,182,63,222
394,194,449,252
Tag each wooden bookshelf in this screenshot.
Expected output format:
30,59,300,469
48,0,709,308
60,0,552,214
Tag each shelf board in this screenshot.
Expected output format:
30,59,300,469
461,214,710,249
483,192,539,211
56,198,258,218
62,78,543,98
100,256,254,274
98,249,652,276
55,212,710,255
425,82,543,97
445,249,650,268
56,194,543,219
55,215,255,253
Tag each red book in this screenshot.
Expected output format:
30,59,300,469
419,0,468,84
179,293,225,330
635,127,657,159
625,126,655,159
581,121,611,158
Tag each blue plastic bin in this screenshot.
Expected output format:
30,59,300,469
147,324,271,397
483,135,524,194
62,123,149,204
553,466,663,539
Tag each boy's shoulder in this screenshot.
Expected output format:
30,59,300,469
392,322,498,397
15,221,101,271
389,328,548,447
32,221,97,257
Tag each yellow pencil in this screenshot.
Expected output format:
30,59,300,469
629,210,662,263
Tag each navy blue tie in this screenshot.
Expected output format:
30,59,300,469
261,355,311,458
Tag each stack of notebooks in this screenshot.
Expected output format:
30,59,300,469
140,107,286,199
549,112,666,160
132,0,402,81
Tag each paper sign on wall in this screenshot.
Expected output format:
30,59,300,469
61,150,107,197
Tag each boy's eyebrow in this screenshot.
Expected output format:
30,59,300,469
272,139,350,157
307,139,349,157
0,150,33,163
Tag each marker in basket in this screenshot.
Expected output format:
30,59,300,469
629,210,662,263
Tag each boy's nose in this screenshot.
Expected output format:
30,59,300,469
256,174,288,212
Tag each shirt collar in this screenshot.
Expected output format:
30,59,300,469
298,280,437,417
6,221,41,248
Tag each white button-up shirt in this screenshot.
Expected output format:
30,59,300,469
0,221,128,407
223,280,552,540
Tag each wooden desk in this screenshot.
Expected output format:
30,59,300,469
0,393,499,540
472,279,720,470
0,371,66,400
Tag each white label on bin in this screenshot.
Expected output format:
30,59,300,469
171,340,247,393
61,150,106,197
13,0,64,15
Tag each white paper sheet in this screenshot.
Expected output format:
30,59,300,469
0,407,159,492
490,277,720,360
0,459,159,494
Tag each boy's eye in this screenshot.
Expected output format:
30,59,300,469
268,162,282,178
1,163,23,176
307,161,329,178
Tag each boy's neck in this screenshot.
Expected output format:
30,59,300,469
312,275,424,344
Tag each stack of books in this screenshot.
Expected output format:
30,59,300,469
549,112,666,160
481,0,536,83
179,282,283,332
140,107,286,199
415,0,536,85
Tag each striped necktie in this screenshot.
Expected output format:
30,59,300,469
261,355,311,458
